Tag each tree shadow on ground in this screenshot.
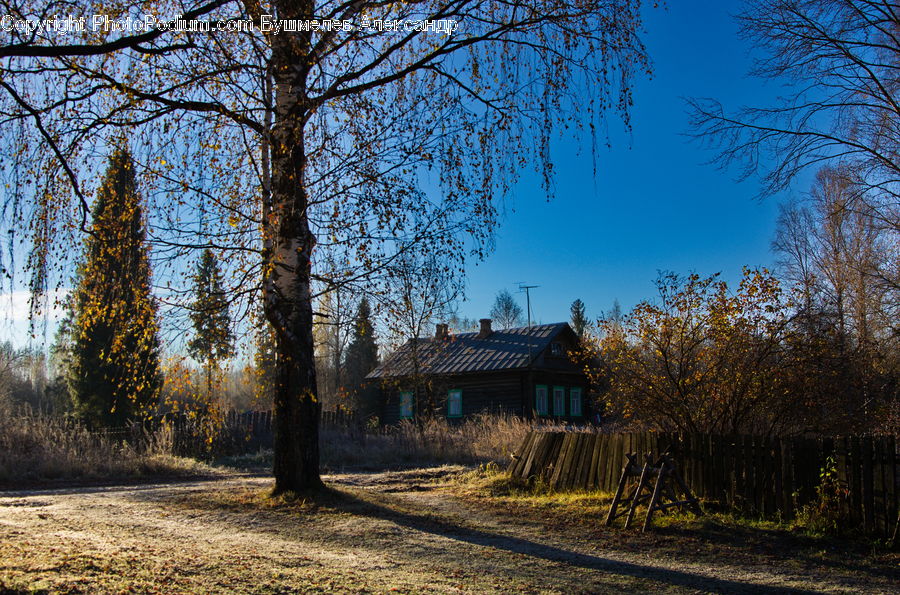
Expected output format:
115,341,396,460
317,487,823,595
652,517,899,582
0,474,233,498
14,476,890,592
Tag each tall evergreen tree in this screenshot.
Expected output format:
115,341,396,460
343,298,379,410
188,249,235,400
570,299,588,340
252,307,278,409
608,299,623,324
68,148,162,427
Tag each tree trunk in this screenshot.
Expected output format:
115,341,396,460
206,358,212,404
264,0,322,493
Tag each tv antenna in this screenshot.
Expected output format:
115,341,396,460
516,282,540,327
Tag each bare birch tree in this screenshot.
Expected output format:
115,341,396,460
0,0,649,491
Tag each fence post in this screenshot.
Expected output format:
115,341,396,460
861,436,874,534
886,436,897,540
874,437,886,536
772,436,783,515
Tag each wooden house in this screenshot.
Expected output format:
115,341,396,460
366,319,591,424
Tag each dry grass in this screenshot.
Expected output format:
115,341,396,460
454,466,900,555
1,408,547,484
0,404,217,485
3,468,897,594
0,473,649,594
320,413,566,469
218,413,572,472
454,464,617,516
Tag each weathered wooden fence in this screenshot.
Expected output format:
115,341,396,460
225,409,275,450
166,409,361,456
320,409,362,428
164,410,275,456
509,431,899,537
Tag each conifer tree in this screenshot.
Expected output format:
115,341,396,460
253,308,278,409
343,297,379,410
570,299,588,340
68,148,162,428
187,249,235,400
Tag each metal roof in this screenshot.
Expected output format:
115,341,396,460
366,322,572,379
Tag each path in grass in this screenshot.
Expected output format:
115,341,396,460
0,467,896,593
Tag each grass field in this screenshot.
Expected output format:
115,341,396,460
1,466,897,594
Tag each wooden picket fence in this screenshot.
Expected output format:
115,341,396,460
320,409,362,428
509,431,899,537
166,408,362,456
225,408,359,431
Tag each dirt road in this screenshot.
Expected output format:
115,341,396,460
1,467,896,593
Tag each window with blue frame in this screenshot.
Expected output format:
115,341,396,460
535,385,548,416
552,386,566,416
447,389,462,418
569,387,583,417
399,391,414,419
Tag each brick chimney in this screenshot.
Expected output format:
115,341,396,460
435,323,449,340
477,318,492,339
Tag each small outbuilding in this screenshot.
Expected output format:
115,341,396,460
366,319,592,424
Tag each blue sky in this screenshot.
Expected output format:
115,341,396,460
1,1,811,349
457,0,801,325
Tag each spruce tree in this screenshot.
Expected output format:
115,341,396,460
343,298,379,411
253,315,278,409
570,299,588,340
68,148,162,428
187,249,235,400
